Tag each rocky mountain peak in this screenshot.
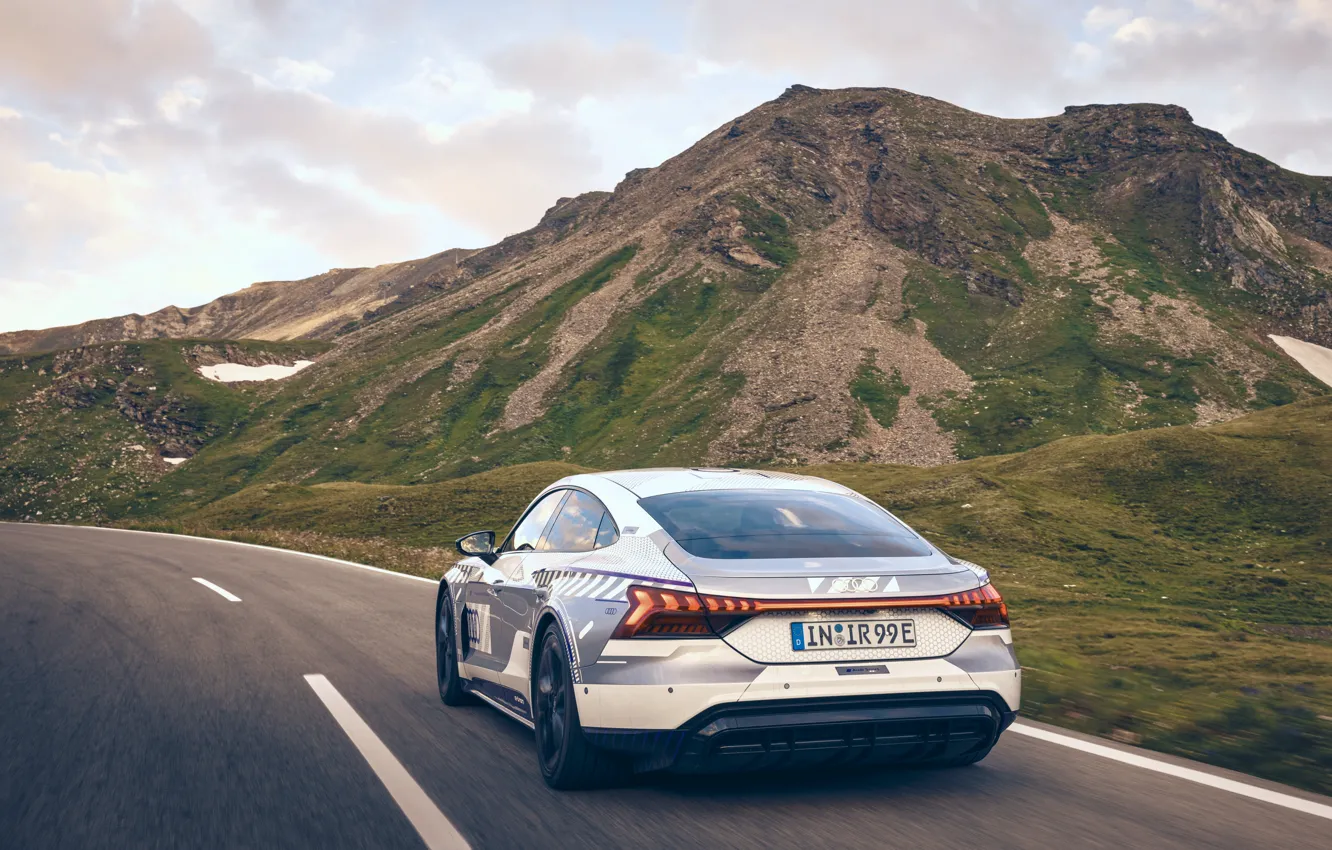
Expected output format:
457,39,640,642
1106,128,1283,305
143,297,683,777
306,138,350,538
1,87,1328,509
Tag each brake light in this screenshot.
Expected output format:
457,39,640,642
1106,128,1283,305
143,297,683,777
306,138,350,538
612,586,755,638
611,583,1011,638
941,583,1010,629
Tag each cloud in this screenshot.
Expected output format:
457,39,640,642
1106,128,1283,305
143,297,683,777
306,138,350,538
686,0,1070,114
1097,1,1332,81
486,34,690,105
157,77,207,121
217,157,425,260
1230,116,1332,166
0,0,214,118
195,74,600,235
272,57,334,90
1112,17,1166,44
1084,6,1134,31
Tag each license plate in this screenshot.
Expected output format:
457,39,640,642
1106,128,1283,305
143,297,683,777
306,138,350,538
791,619,916,651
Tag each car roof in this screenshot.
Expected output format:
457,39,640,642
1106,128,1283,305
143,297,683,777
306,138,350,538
581,467,855,500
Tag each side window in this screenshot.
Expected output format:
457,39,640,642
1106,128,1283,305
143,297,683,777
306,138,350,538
594,512,618,549
503,490,568,553
540,491,610,553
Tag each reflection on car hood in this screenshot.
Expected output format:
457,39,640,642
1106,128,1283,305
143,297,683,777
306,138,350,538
659,536,989,599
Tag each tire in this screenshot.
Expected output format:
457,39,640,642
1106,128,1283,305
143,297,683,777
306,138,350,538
532,625,627,789
435,591,471,706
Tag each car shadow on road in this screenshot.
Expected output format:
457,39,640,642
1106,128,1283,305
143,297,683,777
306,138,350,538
636,759,1004,801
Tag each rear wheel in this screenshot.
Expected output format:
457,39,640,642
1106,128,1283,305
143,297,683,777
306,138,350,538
435,592,470,706
533,626,626,789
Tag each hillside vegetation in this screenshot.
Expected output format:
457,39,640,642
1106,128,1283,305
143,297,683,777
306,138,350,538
138,399,1332,794
0,339,330,523
4,87,1329,518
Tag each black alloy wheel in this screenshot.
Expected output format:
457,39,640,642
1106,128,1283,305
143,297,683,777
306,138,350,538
535,635,569,771
532,626,626,789
436,593,469,706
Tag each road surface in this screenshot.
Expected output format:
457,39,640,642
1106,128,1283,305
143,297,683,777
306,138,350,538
1,523,1328,849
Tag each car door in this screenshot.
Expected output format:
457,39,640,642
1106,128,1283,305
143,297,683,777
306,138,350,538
494,490,615,693
462,489,568,676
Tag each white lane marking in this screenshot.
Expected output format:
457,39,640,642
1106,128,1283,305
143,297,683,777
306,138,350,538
1010,723,1332,821
304,675,470,850
192,577,241,602
5,523,436,585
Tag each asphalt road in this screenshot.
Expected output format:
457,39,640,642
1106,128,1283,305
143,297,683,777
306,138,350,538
2,523,1329,849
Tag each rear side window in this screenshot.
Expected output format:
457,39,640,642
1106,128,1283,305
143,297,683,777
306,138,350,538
638,489,931,560
594,512,619,549
541,490,610,553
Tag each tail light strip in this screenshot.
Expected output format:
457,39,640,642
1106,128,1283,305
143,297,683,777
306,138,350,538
612,583,1009,639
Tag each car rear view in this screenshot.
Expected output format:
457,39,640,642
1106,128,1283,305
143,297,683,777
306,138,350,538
576,470,1020,774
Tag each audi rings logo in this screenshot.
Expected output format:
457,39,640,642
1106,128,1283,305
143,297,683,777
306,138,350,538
830,576,879,593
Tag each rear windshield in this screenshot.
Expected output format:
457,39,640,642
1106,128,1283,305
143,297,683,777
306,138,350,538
638,490,932,560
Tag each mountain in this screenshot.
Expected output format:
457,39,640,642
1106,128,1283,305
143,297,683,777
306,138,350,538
0,248,476,355
2,84,1331,522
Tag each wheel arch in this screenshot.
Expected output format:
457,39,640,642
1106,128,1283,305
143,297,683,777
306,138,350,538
531,604,581,686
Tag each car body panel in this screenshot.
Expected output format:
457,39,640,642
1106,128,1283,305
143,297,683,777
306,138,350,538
437,467,1020,770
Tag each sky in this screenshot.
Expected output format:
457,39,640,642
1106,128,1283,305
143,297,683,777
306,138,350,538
2,0,1331,333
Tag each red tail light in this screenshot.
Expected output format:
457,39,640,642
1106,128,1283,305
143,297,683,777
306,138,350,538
942,583,1010,629
611,583,1010,638
612,586,755,638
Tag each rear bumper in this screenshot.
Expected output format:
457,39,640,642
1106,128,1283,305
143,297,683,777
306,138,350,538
585,691,1016,774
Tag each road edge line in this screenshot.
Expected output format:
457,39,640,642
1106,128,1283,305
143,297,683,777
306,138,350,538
0,522,437,585
304,674,470,850
1009,722,1332,821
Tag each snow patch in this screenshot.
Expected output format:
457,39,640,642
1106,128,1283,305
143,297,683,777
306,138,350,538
162,457,188,466
1269,336,1332,388
198,360,315,383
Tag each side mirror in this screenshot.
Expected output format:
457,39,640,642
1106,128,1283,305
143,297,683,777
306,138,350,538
455,530,498,565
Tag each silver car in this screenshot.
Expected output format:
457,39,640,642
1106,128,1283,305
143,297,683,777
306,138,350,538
435,468,1020,788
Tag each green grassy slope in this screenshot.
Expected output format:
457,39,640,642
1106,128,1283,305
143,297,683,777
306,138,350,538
180,461,587,547
810,398,1332,791
134,244,775,514
0,339,330,523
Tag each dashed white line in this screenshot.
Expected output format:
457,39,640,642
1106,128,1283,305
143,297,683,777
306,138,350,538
304,675,470,850
1010,723,1332,821
192,577,241,602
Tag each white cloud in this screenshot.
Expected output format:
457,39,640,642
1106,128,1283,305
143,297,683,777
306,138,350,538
486,34,691,105
1072,41,1103,63
1113,16,1168,43
1231,116,1332,166
0,0,214,118
685,0,1069,116
272,57,334,90
196,75,599,235
1084,6,1134,31
157,77,206,121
